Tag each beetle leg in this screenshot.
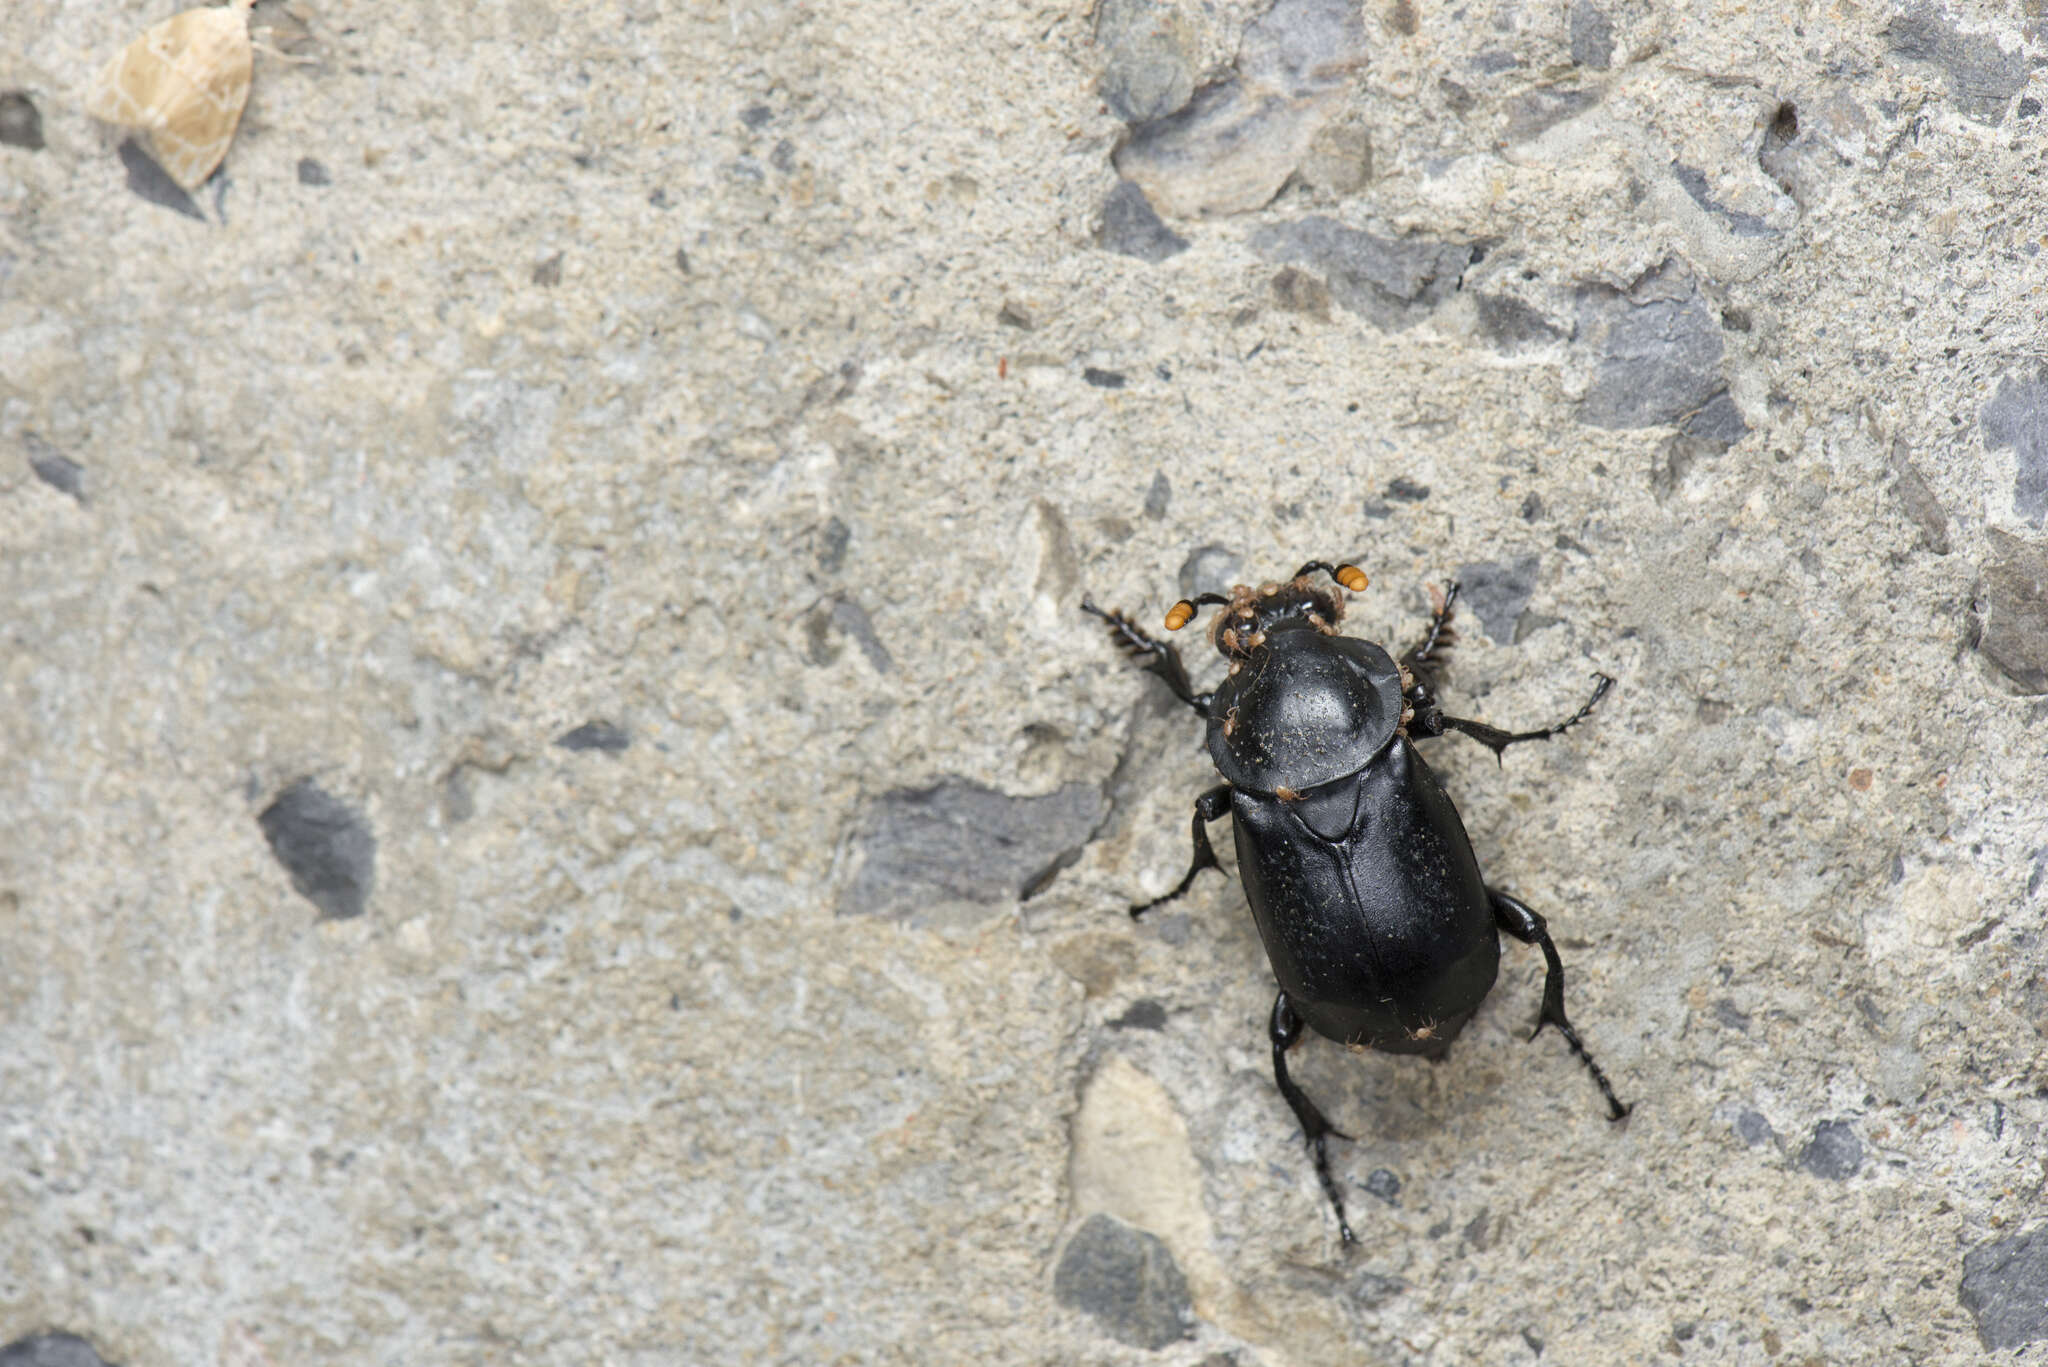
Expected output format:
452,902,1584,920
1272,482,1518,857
1270,992,1357,1245
1489,889,1632,1122
1397,581,1461,723
1130,784,1231,919
1081,599,1213,716
1401,580,1461,673
1436,673,1615,763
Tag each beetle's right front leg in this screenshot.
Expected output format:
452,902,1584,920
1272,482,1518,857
1130,783,1231,919
1270,992,1357,1245
1082,600,1213,717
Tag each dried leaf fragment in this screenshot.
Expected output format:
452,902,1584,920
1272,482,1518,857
85,0,255,190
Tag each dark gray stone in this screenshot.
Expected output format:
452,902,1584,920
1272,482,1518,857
1143,471,1171,519
1462,1206,1497,1251
296,157,330,186
1734,1110,1775,1147
118,140,203,221
1178,544,1241,599
1108,998,1168,1030
816,515,851,572
28,447,85,501
1888,6,2026,123
1961,1224,2048,1349
556,721,631,754
1083,368,1127,389
807,598,894,673
0,1333,119,1367
1364,1168,1401,1203
1670,162,1774,238
1504,86,1600,141
532,253,564,286
1097,180,1188,263
1683,390,1749,447
1569,2,1614,68
1249,217,1476,331
1576,284,1725,430
1797,1119,1862,1180
0,91,44,151
1712,999,1750,1032
1474,293,1565,350
1981,369,2048,524
739,104,773,128
1053,1213,1194,1349
258,780,377,921
1454,555,1540,645
1977,530,2048,694
1383,477,1429,503
829,599,894,674
841,777,1104,916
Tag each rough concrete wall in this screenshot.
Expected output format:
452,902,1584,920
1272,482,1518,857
2,0,2046,1363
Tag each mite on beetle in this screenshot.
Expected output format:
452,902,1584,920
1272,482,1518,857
1083,561,1629,1244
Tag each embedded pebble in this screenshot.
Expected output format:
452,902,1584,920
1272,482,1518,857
1961,1223,2048,1349
841,778,1104,916
257,780,376,922
1053,1213,1195,1349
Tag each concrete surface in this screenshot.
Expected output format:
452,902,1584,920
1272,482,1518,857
4,0,2047,1363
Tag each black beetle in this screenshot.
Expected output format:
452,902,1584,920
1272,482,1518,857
1084,561,1628,1243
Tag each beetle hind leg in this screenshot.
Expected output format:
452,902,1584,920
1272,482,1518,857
1490,889,1631,1121
1270,992,1357,1245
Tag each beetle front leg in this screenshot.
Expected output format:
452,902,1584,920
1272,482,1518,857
1489,889,1631,1121
1130,784,1231,919
1270,992,1356,1245
1081,600,1213,717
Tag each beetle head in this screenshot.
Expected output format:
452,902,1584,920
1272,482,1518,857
1164,561,1369,661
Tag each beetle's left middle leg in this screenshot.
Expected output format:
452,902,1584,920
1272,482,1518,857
1489,888,1631,1121
1129,784,1231,919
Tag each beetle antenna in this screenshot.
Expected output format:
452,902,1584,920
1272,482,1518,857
1292,561,1370,593
1163,593,1229,631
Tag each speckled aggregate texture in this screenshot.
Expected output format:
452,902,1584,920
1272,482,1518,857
3,1,2046,1364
